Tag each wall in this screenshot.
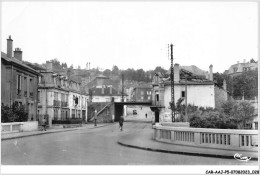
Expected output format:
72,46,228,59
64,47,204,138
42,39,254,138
163,84,215,112
1,121,38,132
214,86,228,110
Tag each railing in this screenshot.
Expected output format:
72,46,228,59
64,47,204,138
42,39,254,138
153,124,258,151
53,100,61,107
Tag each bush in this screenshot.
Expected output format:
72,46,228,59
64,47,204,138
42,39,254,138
52,118,83,124
1,103,28,123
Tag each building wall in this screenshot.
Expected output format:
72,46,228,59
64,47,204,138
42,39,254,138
163,84,215,113
133,87,152,102
1,60,39,121
92,96,123,102
214,86,228,110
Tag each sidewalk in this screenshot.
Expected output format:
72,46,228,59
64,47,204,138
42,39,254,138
117,129,258,161
1,123,113,140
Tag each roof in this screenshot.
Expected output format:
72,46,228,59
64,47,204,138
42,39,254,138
89,86,127,97
1,52,40,75
155,68,214,85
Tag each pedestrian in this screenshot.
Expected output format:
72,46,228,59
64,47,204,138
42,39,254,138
42,116,47,131
145,113,147,118
94,110,97,126
119,115,124,131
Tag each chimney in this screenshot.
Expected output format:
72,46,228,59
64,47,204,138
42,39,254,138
101,85,104,94
14,48,22,61
174,63,180,82
223,79,227,91
209,64,213,81
110,86,112,94
7,35,13,58
46,61,53,71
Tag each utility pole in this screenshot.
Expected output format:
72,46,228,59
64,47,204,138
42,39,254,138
170,44,175,122
121,74,124,102
185,77,188,122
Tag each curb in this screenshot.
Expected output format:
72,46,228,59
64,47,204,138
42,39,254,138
1,128,78,141
117,141,258,161
1,123,114,141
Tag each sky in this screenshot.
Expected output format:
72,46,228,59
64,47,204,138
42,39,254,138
1,1,258,73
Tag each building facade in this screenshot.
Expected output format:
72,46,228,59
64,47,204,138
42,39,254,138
37,62,87,126
89,85,126,102
224,59,258,77
151,64,215,122
132,86,152,102
1,36,40,121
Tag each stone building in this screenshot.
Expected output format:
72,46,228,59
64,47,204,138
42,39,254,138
132,85,152,102
151,64,216,122
89,85,126,102
37,62,88,126
1,36,40,121
224,59,258,77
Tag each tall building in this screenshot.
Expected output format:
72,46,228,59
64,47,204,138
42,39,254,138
1,36,40,121
37,62,88,126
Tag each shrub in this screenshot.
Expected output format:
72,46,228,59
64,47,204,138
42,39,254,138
52,118,83,124
1,103,28,123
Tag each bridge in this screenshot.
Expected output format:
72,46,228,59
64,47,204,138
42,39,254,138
114,101,152,121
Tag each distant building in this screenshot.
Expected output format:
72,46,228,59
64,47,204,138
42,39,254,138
132,86,152,102
1,36,40,121
37,62,88,126
224,59,258,77
151,64,217,122
89,85,126,102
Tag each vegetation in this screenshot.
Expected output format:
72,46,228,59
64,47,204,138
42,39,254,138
1,103,28,123
52,118,83,124
213,69,258,100
188,100,255,129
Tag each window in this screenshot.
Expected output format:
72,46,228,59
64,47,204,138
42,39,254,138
182,91,185,98
148,96,151,100
17,75,22,95
233,67,238,73
38,90,41,102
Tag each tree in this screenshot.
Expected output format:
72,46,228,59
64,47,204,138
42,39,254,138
1,103,28,123
154,66,167,74
103,69,112,77
69,64,74,69
112,65,119,75
232,70,258,99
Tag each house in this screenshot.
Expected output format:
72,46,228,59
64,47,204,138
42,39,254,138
1,36,40,121
132,85,152,102
224,59,258,77
89,85,126,102
37,62,88,126
151,64,216,122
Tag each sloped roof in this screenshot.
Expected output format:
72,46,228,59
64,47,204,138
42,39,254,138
156,68,214,85
1,52,40,75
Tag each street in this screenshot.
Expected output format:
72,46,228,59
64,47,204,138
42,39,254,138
1,121,257,165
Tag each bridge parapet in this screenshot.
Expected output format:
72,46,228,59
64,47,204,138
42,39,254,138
153,124,258,152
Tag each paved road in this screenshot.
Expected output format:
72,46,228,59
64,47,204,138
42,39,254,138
1,121,256,165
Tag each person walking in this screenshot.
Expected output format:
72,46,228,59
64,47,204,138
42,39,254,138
119,115,124,131
42,116,47,131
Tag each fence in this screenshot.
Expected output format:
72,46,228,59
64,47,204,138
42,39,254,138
153,124,258,151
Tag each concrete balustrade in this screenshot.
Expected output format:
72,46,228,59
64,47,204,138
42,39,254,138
1,121,38,133
153,124,258,151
